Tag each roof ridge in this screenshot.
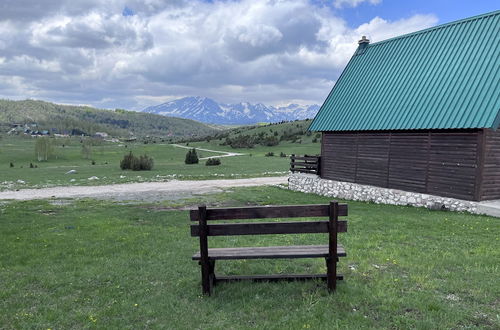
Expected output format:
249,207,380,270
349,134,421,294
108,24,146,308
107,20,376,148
368,10,500,48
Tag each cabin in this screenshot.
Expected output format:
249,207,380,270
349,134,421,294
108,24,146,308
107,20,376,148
308,11,500,202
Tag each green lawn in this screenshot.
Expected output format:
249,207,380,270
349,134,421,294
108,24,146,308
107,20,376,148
0,136,318,190
1,187,498,328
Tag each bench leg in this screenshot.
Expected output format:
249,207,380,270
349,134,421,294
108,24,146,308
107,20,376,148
200,260,216,295
200,259,211,296
325,257,337,292
209,260,216,289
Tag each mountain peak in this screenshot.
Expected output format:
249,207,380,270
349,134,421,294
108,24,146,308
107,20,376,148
143,97,319,125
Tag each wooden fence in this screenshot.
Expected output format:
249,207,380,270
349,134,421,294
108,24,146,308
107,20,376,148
290,154,321,175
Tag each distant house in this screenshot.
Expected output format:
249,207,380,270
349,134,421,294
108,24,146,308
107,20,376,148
95,132,109,138
309,11,500,201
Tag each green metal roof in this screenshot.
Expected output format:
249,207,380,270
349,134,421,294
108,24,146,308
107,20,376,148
309,11,500,132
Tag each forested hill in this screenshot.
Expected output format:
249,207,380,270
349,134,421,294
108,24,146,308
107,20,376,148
0,99,218,138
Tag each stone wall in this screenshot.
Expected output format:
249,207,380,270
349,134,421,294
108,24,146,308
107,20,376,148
288,173,479,214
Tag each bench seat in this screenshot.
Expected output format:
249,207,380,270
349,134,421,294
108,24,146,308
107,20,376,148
192,244,346,260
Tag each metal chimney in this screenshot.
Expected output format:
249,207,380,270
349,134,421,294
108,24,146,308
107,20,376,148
356,36,370,55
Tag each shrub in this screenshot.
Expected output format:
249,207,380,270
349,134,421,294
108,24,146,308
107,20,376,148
185,148,199,164
138,154,154,170
30,162,34,168
10,162,14,168
279,152,287,157
91,160,96,165
120,151,134,170
120,152,153,171
225,135,255,148
265,152,274,157
205,158,221,166
312,137,318,143
261,136,279,146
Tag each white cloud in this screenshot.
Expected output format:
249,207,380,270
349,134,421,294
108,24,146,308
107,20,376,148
355,14,438,42
0,0,438,109
333,0,381,9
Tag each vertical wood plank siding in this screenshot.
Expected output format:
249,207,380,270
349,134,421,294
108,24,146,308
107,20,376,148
321,129,486,201
481,129,500,200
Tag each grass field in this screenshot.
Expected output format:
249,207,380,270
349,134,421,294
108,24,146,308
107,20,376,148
0,134,318,190
1,187,498,328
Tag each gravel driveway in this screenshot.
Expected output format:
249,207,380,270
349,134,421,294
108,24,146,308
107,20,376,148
0,177,288,202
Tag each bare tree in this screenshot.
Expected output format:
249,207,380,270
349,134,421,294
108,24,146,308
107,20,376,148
81,139,92,159
35,137,53,161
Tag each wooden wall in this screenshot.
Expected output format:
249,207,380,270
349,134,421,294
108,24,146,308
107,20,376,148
321,129,486,201
480,129,500,200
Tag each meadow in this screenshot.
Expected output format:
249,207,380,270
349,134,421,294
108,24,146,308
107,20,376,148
0,130,319,190
1,186,498,329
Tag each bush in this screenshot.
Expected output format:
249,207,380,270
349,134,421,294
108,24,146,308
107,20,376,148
10,162,14,168
120,151,134,170
205,158,221,166
138,154,154,170
279,152,287,157
185,148,199,164
120,152,154,171
261,136,279,146
265,152,274,157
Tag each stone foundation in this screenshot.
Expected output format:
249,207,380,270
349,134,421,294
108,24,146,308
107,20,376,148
288,173,479,214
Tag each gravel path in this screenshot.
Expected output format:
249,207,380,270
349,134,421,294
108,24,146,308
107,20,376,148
171,144,245,159
0,177,288,202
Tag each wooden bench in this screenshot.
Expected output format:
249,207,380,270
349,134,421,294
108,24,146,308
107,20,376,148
190,201,348,295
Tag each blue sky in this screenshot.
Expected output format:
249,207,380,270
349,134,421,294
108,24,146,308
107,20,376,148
329,0,499,27
0,0,497,110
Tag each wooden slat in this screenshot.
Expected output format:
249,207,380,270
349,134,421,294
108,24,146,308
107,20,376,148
321,130,484,201
191,220,347,237
192,244,346,260
290,156,320,161
290,163,319,169
190,204,348,221
480,129,500,200
290,168,318,174
215,274,344,282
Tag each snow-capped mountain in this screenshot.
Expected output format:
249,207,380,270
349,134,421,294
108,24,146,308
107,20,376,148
142,96,320,125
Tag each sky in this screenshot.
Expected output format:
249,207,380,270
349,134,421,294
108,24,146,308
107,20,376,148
0,0,498,110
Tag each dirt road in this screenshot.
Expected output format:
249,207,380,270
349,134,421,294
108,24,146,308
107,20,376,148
0,177,288,202
171,144,245,159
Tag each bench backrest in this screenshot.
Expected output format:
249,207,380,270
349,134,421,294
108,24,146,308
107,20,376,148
190,202,348,237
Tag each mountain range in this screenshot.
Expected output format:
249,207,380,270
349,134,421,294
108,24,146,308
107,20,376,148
142,96,320,125
0,99,217,138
